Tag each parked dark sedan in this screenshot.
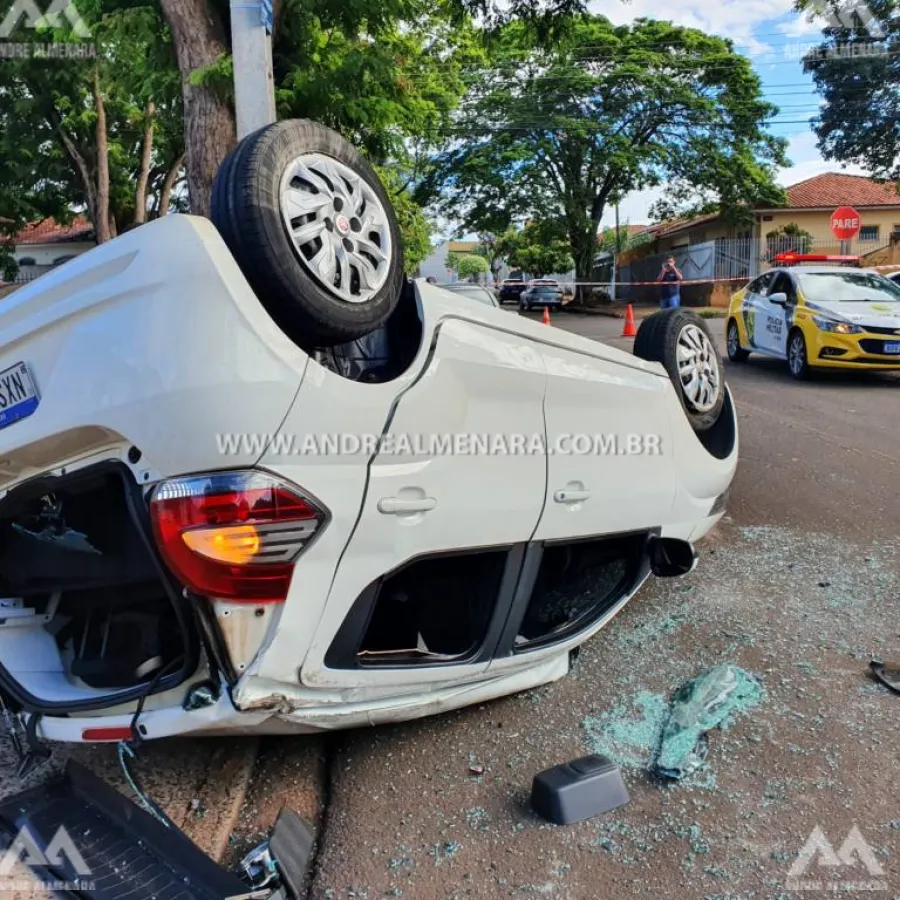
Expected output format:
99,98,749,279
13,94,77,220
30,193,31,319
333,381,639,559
519,280,564,311
498,278,528,305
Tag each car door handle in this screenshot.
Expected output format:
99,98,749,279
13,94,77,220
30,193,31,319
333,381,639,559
378,496,437,515
554,489,591,504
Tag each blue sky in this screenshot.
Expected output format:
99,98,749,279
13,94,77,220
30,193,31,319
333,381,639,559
588,0,869,227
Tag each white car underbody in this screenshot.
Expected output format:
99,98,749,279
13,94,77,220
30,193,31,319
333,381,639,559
0,215,737,745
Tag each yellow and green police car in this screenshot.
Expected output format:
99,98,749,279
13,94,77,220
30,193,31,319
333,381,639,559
726,255,900,379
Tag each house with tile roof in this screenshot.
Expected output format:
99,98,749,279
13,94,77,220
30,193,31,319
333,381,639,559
615,174,900,303
635,173,900,260
7,217,96,283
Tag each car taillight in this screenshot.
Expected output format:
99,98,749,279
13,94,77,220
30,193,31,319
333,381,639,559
149,470,327,603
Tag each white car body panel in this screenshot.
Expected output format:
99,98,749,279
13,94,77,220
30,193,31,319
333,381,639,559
0,215,738,742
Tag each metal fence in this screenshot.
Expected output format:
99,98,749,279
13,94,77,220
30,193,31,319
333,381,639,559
614,235,894,303
13,266,51,284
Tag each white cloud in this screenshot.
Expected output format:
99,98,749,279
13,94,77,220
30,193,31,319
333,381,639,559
598,186,665,230
587,0,805,55
776,130,868,185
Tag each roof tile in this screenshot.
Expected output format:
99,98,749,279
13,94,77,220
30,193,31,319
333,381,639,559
785,173,900,209
13,216,95,246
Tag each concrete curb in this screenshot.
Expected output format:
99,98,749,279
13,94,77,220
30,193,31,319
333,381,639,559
177,737,262,862
221,736,329,870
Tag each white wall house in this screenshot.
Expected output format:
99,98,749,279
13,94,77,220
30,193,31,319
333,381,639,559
9,217,96,283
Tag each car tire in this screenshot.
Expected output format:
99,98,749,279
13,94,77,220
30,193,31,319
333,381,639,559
787,328,809,380
634,309,726,433
211,119,404,348
726,319,750,362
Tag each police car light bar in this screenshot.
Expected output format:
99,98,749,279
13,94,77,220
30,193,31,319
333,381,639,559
774,253,861,265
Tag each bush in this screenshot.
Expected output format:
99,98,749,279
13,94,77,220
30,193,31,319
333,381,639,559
449,254,489,280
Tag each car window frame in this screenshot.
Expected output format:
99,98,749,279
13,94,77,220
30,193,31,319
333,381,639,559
754,271,776,296
769,272,796,305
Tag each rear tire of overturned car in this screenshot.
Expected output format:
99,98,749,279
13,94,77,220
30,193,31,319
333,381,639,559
634,309,726,433
211,119,404,348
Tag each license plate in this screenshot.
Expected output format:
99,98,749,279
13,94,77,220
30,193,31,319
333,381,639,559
0,362,40,430
884,342,900,354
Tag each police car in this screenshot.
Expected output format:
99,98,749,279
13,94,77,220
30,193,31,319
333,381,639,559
726,254,900,379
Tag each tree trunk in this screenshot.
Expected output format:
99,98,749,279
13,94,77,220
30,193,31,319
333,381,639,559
160,0,235,218
570,225,596,305
93,68,112,244
134,100,156,225
158,152,186,216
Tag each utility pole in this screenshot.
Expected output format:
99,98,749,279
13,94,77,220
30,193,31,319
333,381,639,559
611,199,621,300
230,0,277,139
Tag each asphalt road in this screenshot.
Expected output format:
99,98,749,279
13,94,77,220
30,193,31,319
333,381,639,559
311,309,900,899
556,312,900,540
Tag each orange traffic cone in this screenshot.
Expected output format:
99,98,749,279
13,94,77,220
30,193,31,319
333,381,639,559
542,306,551,325
622,303,637,337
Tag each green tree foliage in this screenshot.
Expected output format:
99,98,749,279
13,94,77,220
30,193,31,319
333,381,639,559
274,0,484,165
151,0,486,213
424,15,787,292
597,225,651,254
766,222,814,259
797,0,899,180
501,221,573,277
0,0,184,249
374,166,433,274
448,253,489,279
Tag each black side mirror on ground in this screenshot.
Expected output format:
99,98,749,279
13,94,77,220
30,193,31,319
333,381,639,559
648,536,698,578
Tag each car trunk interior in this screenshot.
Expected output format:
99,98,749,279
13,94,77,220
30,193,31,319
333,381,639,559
0,463,198,712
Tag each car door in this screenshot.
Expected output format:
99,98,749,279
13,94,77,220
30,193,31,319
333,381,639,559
742,271,774,350
301,316,549,688
533,341,678,543
754,272,791,357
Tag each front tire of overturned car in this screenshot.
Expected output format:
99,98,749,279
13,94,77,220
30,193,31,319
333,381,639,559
634,309,726,433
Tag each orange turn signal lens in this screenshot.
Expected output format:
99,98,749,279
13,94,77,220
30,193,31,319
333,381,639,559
182,524,261,565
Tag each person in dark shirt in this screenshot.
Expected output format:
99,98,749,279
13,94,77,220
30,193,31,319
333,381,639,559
657,257,683,309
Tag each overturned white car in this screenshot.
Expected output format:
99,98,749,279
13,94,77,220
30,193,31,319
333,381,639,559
0,121,737,750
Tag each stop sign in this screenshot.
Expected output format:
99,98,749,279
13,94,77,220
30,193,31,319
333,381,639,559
831,206,861,241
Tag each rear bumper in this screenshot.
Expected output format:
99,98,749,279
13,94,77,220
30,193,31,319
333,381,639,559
27,653,572,741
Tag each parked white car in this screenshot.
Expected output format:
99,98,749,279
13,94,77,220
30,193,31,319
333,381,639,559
0,121,737,752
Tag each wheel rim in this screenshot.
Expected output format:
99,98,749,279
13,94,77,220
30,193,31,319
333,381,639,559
789,334,805,374
279,153,393,305
676,324,721,413
727,324,739,357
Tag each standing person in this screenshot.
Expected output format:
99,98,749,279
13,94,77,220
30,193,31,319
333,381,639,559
657,257,683,309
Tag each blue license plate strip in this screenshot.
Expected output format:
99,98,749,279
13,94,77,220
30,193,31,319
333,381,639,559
0,362,40,430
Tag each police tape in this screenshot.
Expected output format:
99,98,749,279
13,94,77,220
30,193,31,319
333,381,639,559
530,264,900,290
